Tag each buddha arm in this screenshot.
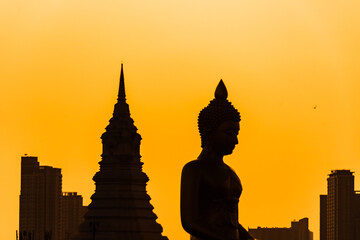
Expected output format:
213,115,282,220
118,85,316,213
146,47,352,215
238,224,253,240
181,163,224,240
236,205,254,240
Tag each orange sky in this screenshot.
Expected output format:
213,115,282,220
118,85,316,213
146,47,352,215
1,1,360,240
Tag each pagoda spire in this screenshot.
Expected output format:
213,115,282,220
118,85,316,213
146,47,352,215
118,63,126,102
107,64,134,132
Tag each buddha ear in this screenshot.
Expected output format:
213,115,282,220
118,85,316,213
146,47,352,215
201,141,214,156
203,132,216,149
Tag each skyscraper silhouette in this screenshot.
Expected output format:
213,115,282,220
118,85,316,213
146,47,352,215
19,156,62,240
320,170,360,240
74,65,167,240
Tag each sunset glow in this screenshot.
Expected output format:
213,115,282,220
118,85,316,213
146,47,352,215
1,1,360,240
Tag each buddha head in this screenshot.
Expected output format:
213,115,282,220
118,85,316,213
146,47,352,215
198,80,241,155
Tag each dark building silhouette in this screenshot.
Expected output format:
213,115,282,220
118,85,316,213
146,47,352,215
320,170,360,240
62,192,86,240
19,156,62,240
74,65,167,240
320,194,327,240
249,218,313,240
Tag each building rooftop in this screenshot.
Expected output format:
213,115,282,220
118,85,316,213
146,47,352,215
329,169,354,176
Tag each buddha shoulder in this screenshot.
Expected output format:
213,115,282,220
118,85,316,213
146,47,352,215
181,160,202,175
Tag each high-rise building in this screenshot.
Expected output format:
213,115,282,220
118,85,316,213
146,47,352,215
320,170,360,240
19,156,62,240
248,218,313,240
62,192,86,240
319,195,327,240
74,65,167,240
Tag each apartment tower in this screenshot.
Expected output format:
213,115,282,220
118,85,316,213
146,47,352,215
320,170,360,240
19,156,62,240
62,192,86,240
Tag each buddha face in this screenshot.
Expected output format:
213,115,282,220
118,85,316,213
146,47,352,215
211,120,240,156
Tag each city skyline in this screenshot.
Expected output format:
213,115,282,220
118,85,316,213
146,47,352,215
19,153,360,240
2,1,360,240
19,156,86,240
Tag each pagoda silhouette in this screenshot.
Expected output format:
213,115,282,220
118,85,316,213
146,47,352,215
74,65,168,240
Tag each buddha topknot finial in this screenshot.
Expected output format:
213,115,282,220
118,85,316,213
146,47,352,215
198,80,240,147
214,79,228,100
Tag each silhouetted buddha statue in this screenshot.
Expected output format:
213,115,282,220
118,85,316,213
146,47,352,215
181,80,254,240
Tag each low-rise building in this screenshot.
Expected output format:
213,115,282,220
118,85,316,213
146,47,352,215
249,218,313,240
